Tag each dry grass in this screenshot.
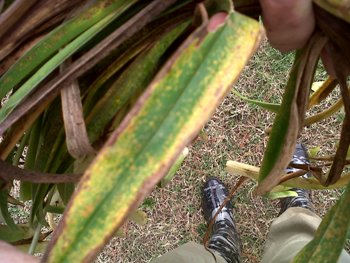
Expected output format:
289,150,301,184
96,39,345,263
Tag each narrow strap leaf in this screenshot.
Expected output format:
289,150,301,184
308,77,337,108
305,97,343,126
232,88,280,113
256,33,327,194
61,70,94,159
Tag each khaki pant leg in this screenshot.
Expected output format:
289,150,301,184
151,242,228,263
261,207,350,263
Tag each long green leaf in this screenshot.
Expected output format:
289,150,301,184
35,97,65,172
44,11,263,263
232,88,280,113
256,33,327,194
30,184,51,227
0,0,137,99
257,51,303,184
20,117,42,201
0,10,125,123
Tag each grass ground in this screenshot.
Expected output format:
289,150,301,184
97,39,345,263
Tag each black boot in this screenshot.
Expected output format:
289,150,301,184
202,178,241,263
279,144,314,215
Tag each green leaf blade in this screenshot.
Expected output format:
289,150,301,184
232,88,280,113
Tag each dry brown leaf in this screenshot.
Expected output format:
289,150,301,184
60,60,94,159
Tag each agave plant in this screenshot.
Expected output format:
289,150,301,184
0,0,348,262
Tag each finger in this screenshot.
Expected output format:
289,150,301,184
260,0,315,52
207,12,228,32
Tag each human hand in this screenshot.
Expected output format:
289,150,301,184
260,0,315,52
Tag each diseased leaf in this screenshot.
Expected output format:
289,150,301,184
44,10,262,263
324,41,350,186
0,95,53,162
256,33,327,194
61,68,94,159
82,10,191,115
226,160,260,181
